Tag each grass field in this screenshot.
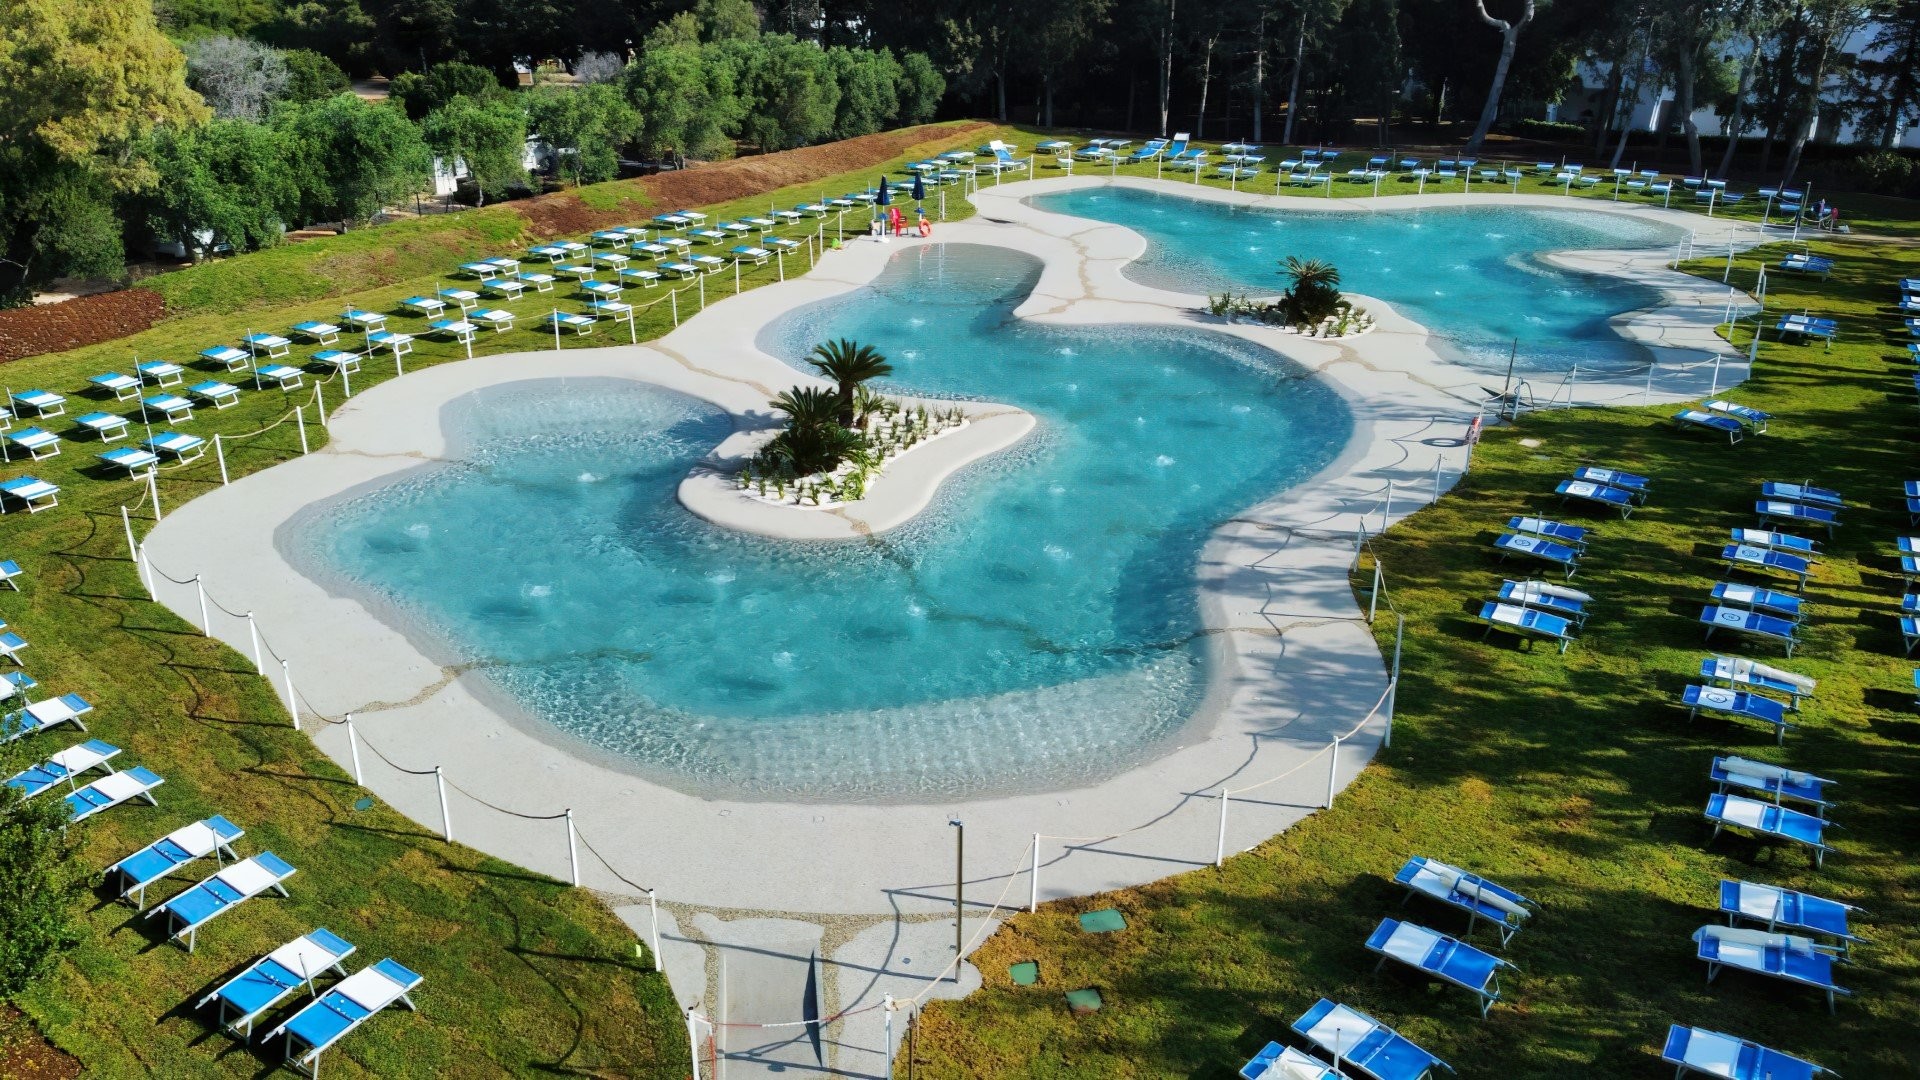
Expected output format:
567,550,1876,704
902,235,1920,1076
3,119,1915,1076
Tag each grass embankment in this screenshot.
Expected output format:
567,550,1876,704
0,122,1001,1077
905,241,1920,1074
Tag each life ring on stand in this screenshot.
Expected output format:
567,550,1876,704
918,217,932,238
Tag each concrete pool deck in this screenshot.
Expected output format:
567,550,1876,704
140,177,1764,1076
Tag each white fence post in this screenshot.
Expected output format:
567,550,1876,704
148,469,163,520
1326,738,1342,808
686,1009,703,1080
1382,479,1394,530
1367,561,1382,624
341,364,352,397
884,997,895,1080
121,505,137,563
297,406,309,455
647,889,663,972
246,611,263,674
215,434,230,485
315,383,327,429
281,659,300,730
346,713,363,784
194,575,209,634
1432,456,1442,502
1029,834,1040,912
565,808,580,887
1385,617,1404,748
138,544,154,599
670,288,679,325
1215,791,1230,867
435,765,452,842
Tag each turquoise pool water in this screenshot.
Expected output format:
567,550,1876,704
1031,188,1687,372
297,245,1351,800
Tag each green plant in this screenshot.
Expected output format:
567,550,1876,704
0,742,82,995
1279,255,1345,330
807,339,895,428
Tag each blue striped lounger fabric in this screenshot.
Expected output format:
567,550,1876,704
1290,998,1450,1080
1392,856,1532,944
269,958,422,1076
1661,1025,1832,1079
1705,793,1831,867
106,815,245,908
1477,601,1574,652
1700,605,1798,655
1492,533,1580,578
1365,917,1513,1016
200,928,355,1037
1683,684,1792,744
149,851,296,951
1692,924,1849,1012
1556,479,1636,517
1718,881,1862,954
1674,409,1745,443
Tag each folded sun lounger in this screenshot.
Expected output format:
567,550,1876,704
1477,601,1575,653
148,851,296,951
1290,998,1451,1080
267,957,422,1077
1496,579,1590,626
1240,1042,1342,1080
1699,606,1798,656
1755,500,1837,538
1660,1024,1833,1080
1705,793,1832,868
1491,534,1580,579
1710,755,1831,813
1365,917,1513,1017
105,814,245,909
65,766,163,823
1556,479,1637,518
1683,685,1792,744
1572,466,1649,500
1506,516,1589,550
1392,856,1533,944
1699,655,1813,709
1709,582,1804,623
1718,880,1863,955
1703,400,1770,432
1729,528,1817,557
1674,409,1745,444
1692,924,1850,1012
1761,482,1842,510
200,927,356,1037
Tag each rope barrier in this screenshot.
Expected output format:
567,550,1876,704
441,774,570,820
573,826,656,896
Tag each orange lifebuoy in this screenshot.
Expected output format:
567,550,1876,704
918,218,932,237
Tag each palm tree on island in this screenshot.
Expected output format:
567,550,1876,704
807,338,894,428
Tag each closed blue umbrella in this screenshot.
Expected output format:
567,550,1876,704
877,177,892,206
911,173,925,204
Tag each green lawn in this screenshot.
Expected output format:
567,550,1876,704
905,240,1920,1075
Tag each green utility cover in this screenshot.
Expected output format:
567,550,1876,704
1065,987,1104,1014
1008,961,1039,986
1078,908,1127,933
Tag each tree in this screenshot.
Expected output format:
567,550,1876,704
697,0,764,40
258,1,380,78
1852,0,1920,147
731,35,841,150
526,83,640,184
0,0,207,300
896,53,947,124
0,740,83,995
626,44,744,159
828,47,903,139
422,94,529,205
1279,255,1343,326
389,61,504,121
1775,0,1872,184
1464,0,1538,152
762,386,865,477
573,50,627,84
1025,0,1112,128
277,94,431,226
1329,0,1405,144
281,48,351,101
806,339,894,428
142,118,298,254
185,35,292,121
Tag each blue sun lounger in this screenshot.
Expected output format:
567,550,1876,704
3,692,93,741
1290,999,1451,1080
1683,685,1792,744
1393,856,1533,944
1755,500,1837,538
105,815,244,909
0,476,59,513
6,739,119,799
1674,409,1745,443
1492,534,1580,579
1761,482,1842,510
148,851,296,951
1904,616,1920,656
0,631,24,666
1700,606,1798,656
1702,400,1770,433
1706,793,1832,867
1709,582,1804,622
1573,466,1649,500
1507,516,1589,550
1719,881,1863,956
1692,924,1850,1012
1240,1042,1341,1080
1700,655,1814,709
1497,579,1590,626
1775,316,1837,347
1556,479,1637,517
65,766,163,823
1661,1025,1833,1080
200,928,356,1037
1365,918,1513,1017
0,561,20,591
1730,529,1818,557
1710,756,1832,814
1722,545,1812,589
1477,601,1575,652
268,958,422,1077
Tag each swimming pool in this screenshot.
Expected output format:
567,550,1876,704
1031,187,1687,372
295,244,1352,800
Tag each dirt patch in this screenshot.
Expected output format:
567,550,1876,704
0,287,167,364
0,1006,80,1080
517,122,992,238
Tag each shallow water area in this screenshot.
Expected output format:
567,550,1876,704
1031,187,1687,373
293,244,1353,800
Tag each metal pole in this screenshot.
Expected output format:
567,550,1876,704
315,383,327,429
281,659,300,730
1215,791,1229,868
121,505,137,562
1326,737,1341,808
565,809,579,887
647,889,663,972
553,309,562,350
1367,561,1381,624
734,260,741,294
884,997,895,1080
1385,615,1404,747
297,406,309,455
1029,834,1040,912
435,765,452,842
686,1009,703,1080
138,544,154,599
1432,455,1442,501
1382,479,1394,529
215,434,229,485
195,574,209,634
671,289,679,325
346,714,363,783
950,819,964,981
342,364,352,397
148,469,163,520
247,611,262,673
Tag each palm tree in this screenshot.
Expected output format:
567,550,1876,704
770,386,841,432
807,339,893,428
1279,256,1340,292
1279,256,1344,329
